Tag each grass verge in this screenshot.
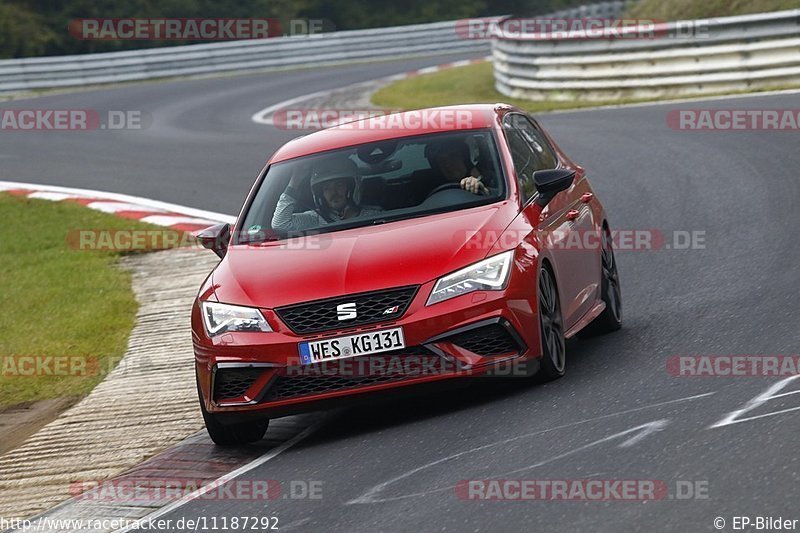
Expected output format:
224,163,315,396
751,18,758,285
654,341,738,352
625,0,800,20
0,193,163,409
371,61,800,114
370,63,628,113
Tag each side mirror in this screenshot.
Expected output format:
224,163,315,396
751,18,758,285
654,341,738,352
194,223,231,259
533,169,576,207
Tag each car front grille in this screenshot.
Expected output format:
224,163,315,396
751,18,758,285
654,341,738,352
263,345,449,401
213,367,264,402
275,286,418,334
446,323,523,357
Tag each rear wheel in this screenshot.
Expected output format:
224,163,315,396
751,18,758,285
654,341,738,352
579,226,622,337
197,379,268,445
537,265,566,381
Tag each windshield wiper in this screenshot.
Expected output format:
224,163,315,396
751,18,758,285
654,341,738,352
242,235,280,245
371,213,417,225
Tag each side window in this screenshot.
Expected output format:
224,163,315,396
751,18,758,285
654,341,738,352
503,126,538,202
506,114,558,171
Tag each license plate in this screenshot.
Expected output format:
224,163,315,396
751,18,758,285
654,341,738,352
298,327,405,365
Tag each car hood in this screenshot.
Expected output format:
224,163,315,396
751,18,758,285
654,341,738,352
212,201,518,309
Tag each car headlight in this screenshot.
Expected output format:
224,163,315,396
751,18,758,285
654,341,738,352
201,301,272,336
427,250,514,306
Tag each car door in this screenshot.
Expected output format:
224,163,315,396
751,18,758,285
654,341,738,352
502,113,598,330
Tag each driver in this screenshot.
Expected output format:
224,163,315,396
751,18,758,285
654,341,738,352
424,139,492,196
271,158,382,232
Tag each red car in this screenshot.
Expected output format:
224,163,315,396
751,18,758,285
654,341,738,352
193,104,621,445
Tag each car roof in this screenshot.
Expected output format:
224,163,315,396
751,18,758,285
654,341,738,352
269,104,513,164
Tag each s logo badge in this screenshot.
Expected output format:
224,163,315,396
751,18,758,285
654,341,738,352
336,302,357,321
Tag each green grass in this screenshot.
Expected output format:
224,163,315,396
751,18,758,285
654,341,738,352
371,61,800,115
625,0,800,20
372,0,800,113
0,193,164,409
371,62,636,113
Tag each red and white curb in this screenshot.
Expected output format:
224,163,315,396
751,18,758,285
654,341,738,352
402,57,488,77
250,56,489,126
0,180,234,232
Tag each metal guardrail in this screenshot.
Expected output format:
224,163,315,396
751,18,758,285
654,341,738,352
0,20,491,94
492,9,800,101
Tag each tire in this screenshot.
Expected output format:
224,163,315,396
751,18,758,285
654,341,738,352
197,379,268,445
579,225,622,338
537,264,567,382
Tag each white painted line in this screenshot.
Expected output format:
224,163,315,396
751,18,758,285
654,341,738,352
140,215,218,227
450,59,475,68
0,180,236,224
540,88,800,116
718,405,800,425
496,420,670,475
280,518,313,531
710,375,800,428
27,191,80,202
770,390,800,400
86,201,163,214
251,87,342,125
250,56,491,127
250,55,800,126
348,391,715,504
116,421,323,533
352,419,672,504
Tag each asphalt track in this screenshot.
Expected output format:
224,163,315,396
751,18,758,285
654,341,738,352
4,53,800,532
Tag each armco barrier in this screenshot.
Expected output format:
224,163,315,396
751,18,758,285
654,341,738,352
492,9,800,101
0,20,491,94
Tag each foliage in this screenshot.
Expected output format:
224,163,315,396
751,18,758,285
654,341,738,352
625,0,800,20
0,0,591,58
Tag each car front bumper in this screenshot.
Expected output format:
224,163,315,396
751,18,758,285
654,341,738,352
193,274,543,420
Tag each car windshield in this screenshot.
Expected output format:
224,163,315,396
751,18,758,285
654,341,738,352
237,130,506,242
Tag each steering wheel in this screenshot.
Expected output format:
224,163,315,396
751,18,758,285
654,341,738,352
425,182,463,199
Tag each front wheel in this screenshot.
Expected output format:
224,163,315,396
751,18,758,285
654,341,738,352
537,265,566,381
197,380,268,445
579,226,622,337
